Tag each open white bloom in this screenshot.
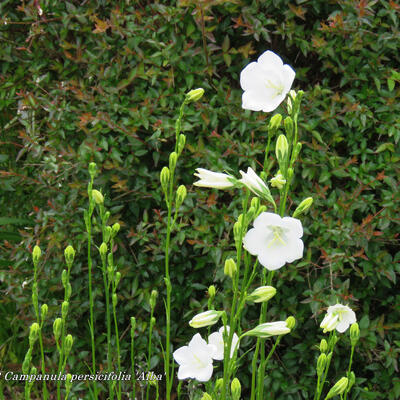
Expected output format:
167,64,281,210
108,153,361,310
193,168,235,189
320,304,356,334
245,321,291,338
208,326,239,361
173,333,216,382
239,167,271,199
243,212,303,270
240,50,295,112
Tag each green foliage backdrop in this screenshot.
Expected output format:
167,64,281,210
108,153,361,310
0,0,399,398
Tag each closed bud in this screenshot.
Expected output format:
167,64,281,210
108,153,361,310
150,316,156,329
107,266,113,282
66,373,72,395
115,271,121,287
176,185,187,208
231,377,241,400
29,323,40,347
208,285,216,301
149,289,158,309
247,286,276,303
275,134,289,165
285,316,296,330
258,205,267,215
268,113,282,132
326,351,333,365
320,339,328,353
104,211,110,223
316,353,327,377
246,206,255,221
244,321,290,338
201,394,212,400
65,334,74,354
91,189,104,205
61,269,68,288
293,197,313,218
293,142,302,161
250,197,260,210
284,116,294,139
30,366,37,375
169,152,178,171
131,317,136,335
66,283,72,300
112,293,118,307
215,378,224,392
325,377,348,399
270,173,286,190
62,301,69,319
287,90,297,114
32,290,38,307
22,350,32,374
348,371,356,391
177,134,186,155
189,310,222,328
64,245,76,265
112,222,120,236
88,162,97,178
99,242,108,258
224,258,237,278
186,88,204,102
350,322,360,346
105,226,112,243
32,245,41,266
160,167,170,193
53,318,62,341
41,304,48,323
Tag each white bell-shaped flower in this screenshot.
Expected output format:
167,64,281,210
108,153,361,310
208,326,239,361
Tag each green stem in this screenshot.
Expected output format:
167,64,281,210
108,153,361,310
146,307,155,400
316,332,336,400
131,319,136,400
343,345,355,400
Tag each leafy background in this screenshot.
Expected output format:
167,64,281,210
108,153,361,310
0,0,399,399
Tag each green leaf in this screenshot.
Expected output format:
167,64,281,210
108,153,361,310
387,79,395,91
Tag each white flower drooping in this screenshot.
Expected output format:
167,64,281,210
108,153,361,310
240,50,295,112
208,326,239,361
193,168,235,189
320,304,357,334
173,333,216,382
243,212,304,270
239,167,273,203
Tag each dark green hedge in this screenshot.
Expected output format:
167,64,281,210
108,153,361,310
0,0,399,399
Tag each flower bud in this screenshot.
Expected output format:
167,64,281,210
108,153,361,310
247,286,276,303
115,271,121,287
64,245,76,265
53,318,62,341
65,334,74,355
176,185,187,208
284,116,294,139
61,269,68,288
99,242,108,258
177,134,186,155
287,167,294,180
250,197,260,211
316,353,327,377
268,113,282,132
287,90,297,114
32,245,41,266
348,371,356,391
186,88,204,102
292,142,302,161
103,211,110,224
131,316,136,335
325,377,348,399
285,316,296,330
112,293,118,307
88,162,97,178
350,322,360,346
293,197,313,218
66,283,72,300
22,349,32,374
91,189,104,205
149,289,158,310
32,289,38,307
66,373,72,396
214,378,224,392
62,301,69,319
189,310,222,328
29,323,40,347
150,316,156,329
275,134,288,165
320,313,339,333
224,258,237,278
201,393,212,400
270,173,286,190
41,304,48,323
30,366,37,375
169,152,178,171
231,377,241,400
112,222,120,236
319,338,328,353
160,167,170,193
244,321,290,338
208,285,216,301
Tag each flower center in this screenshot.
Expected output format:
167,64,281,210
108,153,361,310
267,226,286,248
265,79,284,96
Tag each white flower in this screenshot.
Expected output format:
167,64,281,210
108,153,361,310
240,50,295,112
193,168,235,189
243,212,303,270
173,333,216,382
189,310,222,328
208,326,239,361
320,304,356,334
245,321,291,338
239,167,271,199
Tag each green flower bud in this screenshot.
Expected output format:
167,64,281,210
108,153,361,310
201,393,212,400
270,173,286,190
285,316,296,330
275,134,289,165
293,197,313,218
41,304,48,323
131,317,136,335
115,271,121,287
112,222,120,236
320,338,328,353
53,318,62,341
186,88,204,102
317,353,327,377
61,269,68,288
99,242,108,258
105,226,112,243
150,316,156,329
107,266,114,283
287,167,294,180
208,285,216,301
65,373,72,396
22,349,32,374
32,289,38,308
91,189,104,205
189,310,222,328
292,142,302,161
244,321,290,338
62,301,69,319
247,286,276,303
177,134,186,155
103,211,110,224
30,366,37,375
65,334,74,355
250,197,260,211
284,116,294,139
224,258,237,278
149,289,158,309
29,323,40,347
268,113,282,131
32,245,41,266
231,377,241,400
176,185,187,208
160,167,170,193
348,371,356,391
325,377,348,399
287,90,297,114
66,283,72,300
169,151,178,171
112,293,118,307
246,206,256,221
88,162,97,178
64,245,76,265
214,378,224,392
350,322,360,346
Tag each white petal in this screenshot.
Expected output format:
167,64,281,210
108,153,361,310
173,346,192,365
242,90,266,112
243,228,269,256
253,212,282,229
284,236,304,263
257,51,284,71
177,364,195,380
282,216,303,238
240,62,267,92
282,64,296,94
194,363,214,382
261,93,287,113
258,246,286,270
208,332,224,360
336,320,350,333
